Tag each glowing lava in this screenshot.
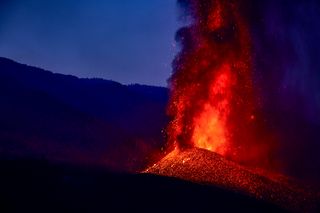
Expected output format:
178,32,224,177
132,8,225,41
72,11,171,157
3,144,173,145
192,63,234,155
167,0,258,163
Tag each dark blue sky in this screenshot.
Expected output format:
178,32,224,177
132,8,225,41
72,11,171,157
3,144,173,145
0,0,179,86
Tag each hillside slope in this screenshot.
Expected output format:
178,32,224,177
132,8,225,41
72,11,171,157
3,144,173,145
0,57,168,171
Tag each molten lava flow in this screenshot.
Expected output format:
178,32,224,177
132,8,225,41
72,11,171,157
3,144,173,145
167,0,269,166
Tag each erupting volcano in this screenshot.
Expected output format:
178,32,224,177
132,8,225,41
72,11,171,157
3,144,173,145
146,0,319,212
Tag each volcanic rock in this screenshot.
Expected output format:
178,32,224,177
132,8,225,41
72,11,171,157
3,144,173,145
145,148,319,212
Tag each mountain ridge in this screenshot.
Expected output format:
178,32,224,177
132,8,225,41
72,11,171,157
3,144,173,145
0,57,169,171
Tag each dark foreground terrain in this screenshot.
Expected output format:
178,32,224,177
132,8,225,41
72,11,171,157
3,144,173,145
0,158,285,213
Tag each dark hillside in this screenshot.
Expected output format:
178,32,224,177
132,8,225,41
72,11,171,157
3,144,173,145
0,57,169,171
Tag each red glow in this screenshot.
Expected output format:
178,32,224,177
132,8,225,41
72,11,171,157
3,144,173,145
167,0,274,168
208,1,223,30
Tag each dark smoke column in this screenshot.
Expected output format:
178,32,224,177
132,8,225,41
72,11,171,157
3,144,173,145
167,0,274,167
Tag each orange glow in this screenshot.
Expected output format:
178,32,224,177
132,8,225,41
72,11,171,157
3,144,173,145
192,64,234,155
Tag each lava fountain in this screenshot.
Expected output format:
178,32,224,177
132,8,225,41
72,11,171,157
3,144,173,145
167,0,274,167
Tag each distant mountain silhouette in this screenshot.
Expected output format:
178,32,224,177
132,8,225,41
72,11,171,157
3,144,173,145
0,57,169,171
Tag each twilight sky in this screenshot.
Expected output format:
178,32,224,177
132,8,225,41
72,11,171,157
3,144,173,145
0,0,179,86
